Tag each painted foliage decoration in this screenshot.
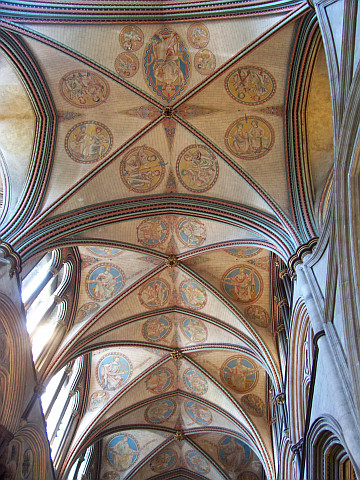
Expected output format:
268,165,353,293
185,400,212,425
221,265,263,304
225,66,276,105
86,263,125,302
176,217,207,247
106,434,139,471
245,305,270,328
139,278,170,309
142,315,172,342
179,279,207,310
145,398,176,424
225,116,275,160
150,449,178,472
119,26,144,51
240,393,265,417
115,52,139,78
218,436,252,471
176,144,218,192
181,317,208,343
185,450,210,474
65,121,112,163
144,26,190,103
146,368,174,393
96,353,132,391
59,70,109,108
221,356,259,393
137,217,169,248
184,367,208,395
194,49,216,75
120,145,165,193
187,23,210,49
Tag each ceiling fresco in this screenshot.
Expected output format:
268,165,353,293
0,1,324,479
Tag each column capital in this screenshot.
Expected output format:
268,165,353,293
0,240,21,278
287,238,318,278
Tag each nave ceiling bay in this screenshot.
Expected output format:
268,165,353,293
0,2,330,479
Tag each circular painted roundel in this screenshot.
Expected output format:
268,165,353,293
179,279,207,310
137,217,169,248
185,450,210,474
145,398,176,424
225,116,275,160
221,265,263,304
221,355,258,393
119,145,165,193
183,368,208,395
187,23,210,49
146,368,174,393
86,263,125,302
96,352,132,391
139,278,171,309
142,315,172,342
225,66,276,105
150,449,178,473
176,144,218,192
106,433,139,470
176,217,207,247
185,400,212,425
245,305,270,327
65,121,112,163
181,317,208,343
59,70,109,108
119,25,144,51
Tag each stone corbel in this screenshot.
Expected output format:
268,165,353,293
0,241,21,278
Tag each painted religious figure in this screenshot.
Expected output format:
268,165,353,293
144,26,190,103
106,434,139,471
238,472,259,480
88,389,109,411
145,398,176,424
181,317,208,343
240,393,265,417
120,145,165,193
225,116,274,160
185,450,210,474
222,265,263,304
185,400,212,425
139,278,170,309
245,305,270,328
119,26,144,51
87,246,122,257
226,246,260,258
177,144,218,192
221,356,258,393
102,472,120,480
150,449,177,472
86,263,125,302
76,302,100,322
226,66,276,105
187,23,210,49
194,49,216,75
177,217,207,247
142,315,172,342
184,368,208,395
179,280,207,310
97,353,132,391
114,52,139,78
218,436,252,472
145,368,173,393
65,121,112,163
59,70,109,107
137,217,169,248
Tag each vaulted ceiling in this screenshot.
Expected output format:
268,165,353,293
0,1,334,479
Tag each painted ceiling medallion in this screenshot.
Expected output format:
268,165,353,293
96,352,132,391
106,433,139,471
65,121,112,163
245,305,270,327
185,450,210,474
145,398,176,424
237,472,260,480
225,66,276,105
221,265,263,304
120,145,166,193
218,436,252,471
226,246,260,258
59,70,109,108
144,27,190,103
119,25,144,51
187,23,210,49
194,49,216,76
86,263,125,302
139,278,170,309
181,317,208,343
176,144,218,192
225,116,275,160
142,315,172,342
185,400,212,425
179,279,207,310
137,217,169,248
240,393,265,417
176,217,206,247
183,367,208,395
146,368,174,393
87,246,123,257
150,449,178,472
221,356,259,393
114,52,139,78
